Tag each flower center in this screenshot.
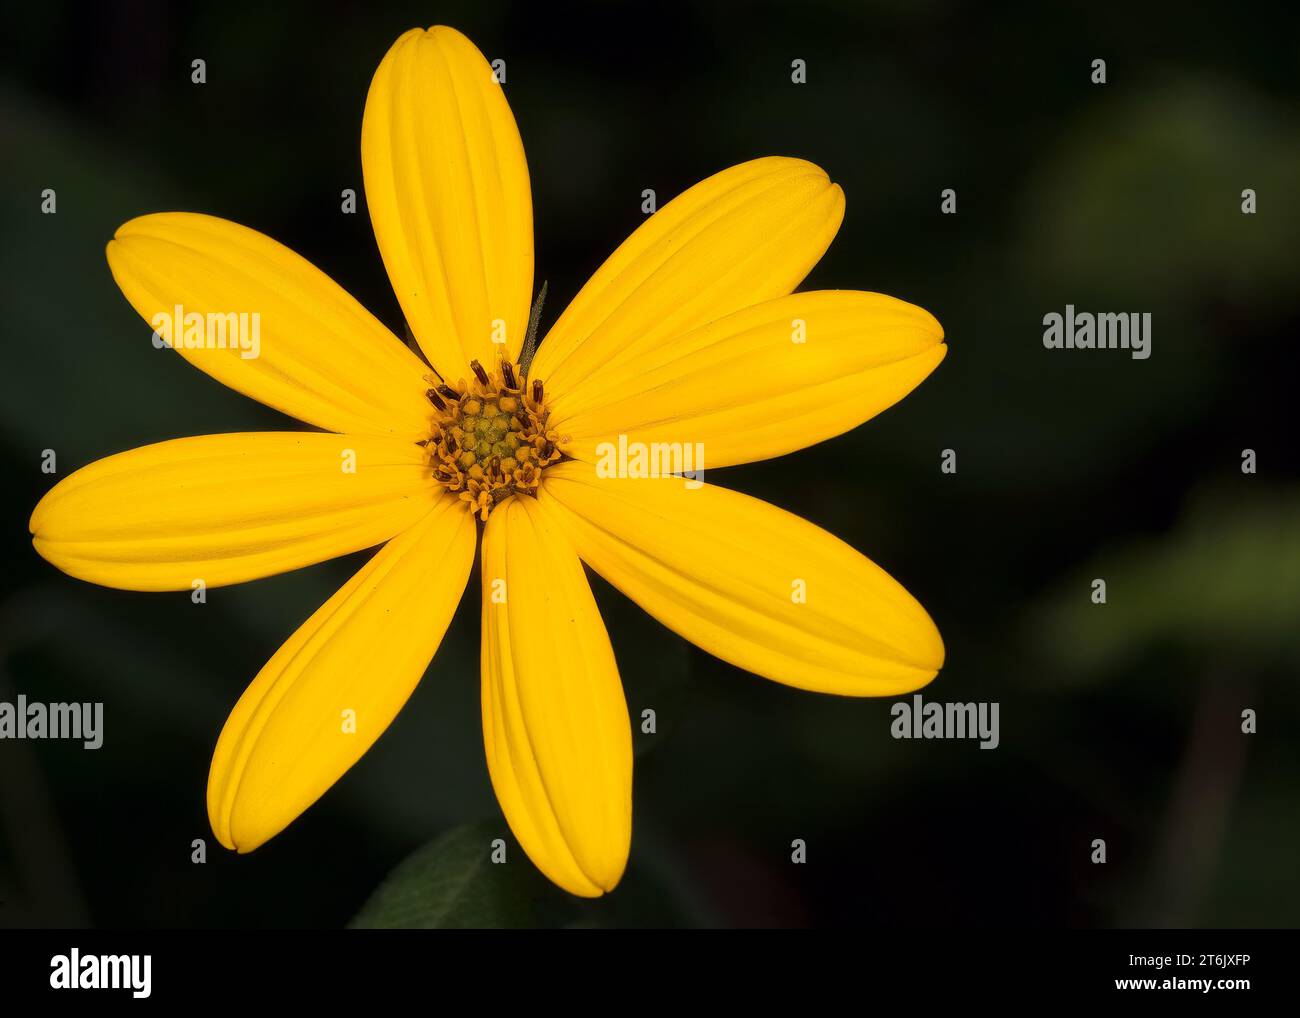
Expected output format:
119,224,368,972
423,358,562,520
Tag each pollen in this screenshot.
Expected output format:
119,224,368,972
422,359,563,521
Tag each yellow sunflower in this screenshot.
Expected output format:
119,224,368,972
29,25,946,898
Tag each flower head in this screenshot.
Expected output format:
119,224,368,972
424,358,562,520
29,26,946,897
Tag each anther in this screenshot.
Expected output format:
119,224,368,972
426,359,559,518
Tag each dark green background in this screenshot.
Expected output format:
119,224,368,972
1,0,1296,928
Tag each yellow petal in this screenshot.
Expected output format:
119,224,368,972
480,495,631,897
363,26,534,376
550,290,946,468
30,433,438,591
541,461,943,696
208,498,476,852
107,213,433,437
530,157,844,401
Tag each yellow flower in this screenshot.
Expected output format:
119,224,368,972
28,26,946,898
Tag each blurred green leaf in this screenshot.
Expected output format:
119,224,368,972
1034,486,1300,680
1021,76,1300,304
348,817,716,928
348,821,575,929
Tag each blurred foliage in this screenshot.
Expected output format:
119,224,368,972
1021,77,1300,305
1036,486,1300,679
349,822,576,929
349,819,706,928
0,0,1297,928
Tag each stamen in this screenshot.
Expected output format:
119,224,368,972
424,359,566,519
